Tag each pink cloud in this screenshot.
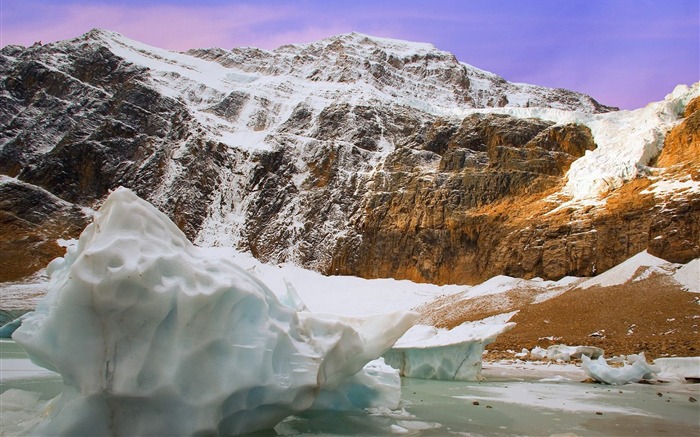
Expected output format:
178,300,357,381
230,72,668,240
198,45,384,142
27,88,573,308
1,1,419,51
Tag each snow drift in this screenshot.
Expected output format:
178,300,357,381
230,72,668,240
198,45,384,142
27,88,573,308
12,187,417,436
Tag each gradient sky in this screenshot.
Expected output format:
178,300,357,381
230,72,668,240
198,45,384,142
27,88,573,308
2,0,698,109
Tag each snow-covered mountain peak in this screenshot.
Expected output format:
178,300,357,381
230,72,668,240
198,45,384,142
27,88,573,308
78,28,124,43
64,28,153,54
276,31,443,60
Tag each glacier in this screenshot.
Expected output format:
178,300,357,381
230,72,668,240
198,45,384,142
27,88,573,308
11,187,417,436
383,312,516,381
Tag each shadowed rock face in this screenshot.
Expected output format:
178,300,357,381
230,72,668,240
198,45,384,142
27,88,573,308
0,179,89,281
0,31,697,287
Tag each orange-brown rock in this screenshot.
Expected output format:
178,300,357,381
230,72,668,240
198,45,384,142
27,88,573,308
328,114,605,284
657,96,700,177
328,109,699,284
683,95,700,118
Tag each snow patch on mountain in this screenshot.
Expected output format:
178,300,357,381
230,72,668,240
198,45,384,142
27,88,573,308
71,29,613,155
561,83,700,201
579,250,678,289
673,259,699,293
641,174,700,201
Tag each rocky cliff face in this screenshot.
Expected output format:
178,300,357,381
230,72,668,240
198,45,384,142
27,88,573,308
1,29,697,284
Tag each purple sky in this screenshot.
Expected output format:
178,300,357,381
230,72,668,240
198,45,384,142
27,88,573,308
2,0,698,109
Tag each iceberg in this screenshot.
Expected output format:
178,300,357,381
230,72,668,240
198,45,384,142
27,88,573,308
581,353,659,385
383,312,516,381
11,187,417,436
0,316,24,338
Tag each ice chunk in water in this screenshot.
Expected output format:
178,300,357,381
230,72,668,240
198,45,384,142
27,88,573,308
581,353,659,385
383,312,516,381
12,187,417,436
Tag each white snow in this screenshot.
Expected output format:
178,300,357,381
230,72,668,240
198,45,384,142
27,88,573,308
579,250,678,289
446,274,579,303
465,275,531,298
673,258,700,293
383,312,517,381
554,83,699,203
11,187,417,436
206,249,465,316
641,175,700,200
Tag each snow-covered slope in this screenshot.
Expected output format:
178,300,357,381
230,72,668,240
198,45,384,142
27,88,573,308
61,29,614,152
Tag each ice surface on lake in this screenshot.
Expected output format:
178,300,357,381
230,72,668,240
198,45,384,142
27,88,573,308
581,353,659,385
11,187,417,436
383,312,516,381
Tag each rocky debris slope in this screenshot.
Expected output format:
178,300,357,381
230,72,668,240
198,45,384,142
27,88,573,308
417,253,700,359
0,29,697,285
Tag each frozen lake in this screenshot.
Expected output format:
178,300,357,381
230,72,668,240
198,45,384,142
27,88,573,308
1,340,698,436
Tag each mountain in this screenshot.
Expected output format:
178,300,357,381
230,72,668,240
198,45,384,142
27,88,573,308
1,29,698,285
